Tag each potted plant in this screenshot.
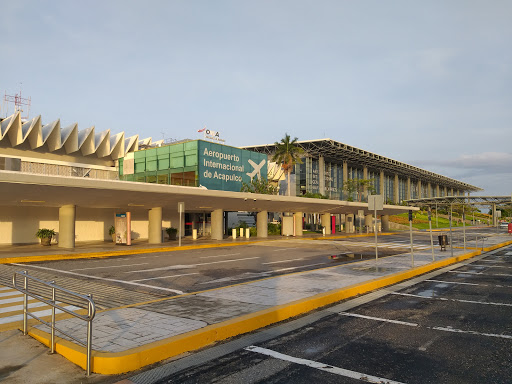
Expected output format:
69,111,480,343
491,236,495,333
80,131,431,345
165,227,178,241
109,225,116,242
36,228,56,246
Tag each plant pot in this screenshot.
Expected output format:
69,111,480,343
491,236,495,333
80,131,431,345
111,234,116,243
40,237,51,246
168,234,177,241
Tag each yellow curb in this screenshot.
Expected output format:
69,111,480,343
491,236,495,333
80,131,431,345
454,239,512,252
27,248,481,374
0,241,263,264
1,233,400,264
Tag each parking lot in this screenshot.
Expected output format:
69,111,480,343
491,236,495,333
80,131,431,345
148,244,512,383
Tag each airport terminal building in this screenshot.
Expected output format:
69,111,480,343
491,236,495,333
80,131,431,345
0,112,480,247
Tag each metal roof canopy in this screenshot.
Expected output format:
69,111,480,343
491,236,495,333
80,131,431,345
243,139,482,192
405,196,512,207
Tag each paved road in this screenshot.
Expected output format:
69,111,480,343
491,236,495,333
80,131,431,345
142,244,512,384
0,228,503,331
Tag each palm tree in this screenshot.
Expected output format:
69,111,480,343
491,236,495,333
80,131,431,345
272,134,304,196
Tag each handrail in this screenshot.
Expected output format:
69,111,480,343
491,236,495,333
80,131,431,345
12,270,96,376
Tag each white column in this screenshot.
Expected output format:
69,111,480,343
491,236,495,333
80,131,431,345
211,209,224,240
257,211,268,238
319,156,325,195
58,205,75,248
294,212,303,236
394,174,399,204
322,213,331,234
148,207,162,244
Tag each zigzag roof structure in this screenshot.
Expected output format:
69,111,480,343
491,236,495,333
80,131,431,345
0,112,160,160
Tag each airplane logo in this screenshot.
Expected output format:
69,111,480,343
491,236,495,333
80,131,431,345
246,159,266,179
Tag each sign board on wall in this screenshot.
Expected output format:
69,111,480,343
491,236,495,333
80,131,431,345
198,141,267,192
115,212,131,245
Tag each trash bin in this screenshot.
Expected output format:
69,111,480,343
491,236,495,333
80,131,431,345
438,235,448,251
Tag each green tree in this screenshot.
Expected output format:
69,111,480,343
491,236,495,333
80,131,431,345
272,134,304,196
342,178,375,202
240,176,278,195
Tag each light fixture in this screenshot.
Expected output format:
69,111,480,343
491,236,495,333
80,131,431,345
198,206,213,209
21,200,45,203
128,203,145,207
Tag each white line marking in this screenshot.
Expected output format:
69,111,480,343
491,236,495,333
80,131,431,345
425,279,481,286
273,263,326,273
0,302,48,314
271,247,299,252
245,346,406,384
0,291,23,298
70,263,148,272
0,305,80,325
263,258,303,265
11,263,185,295
130,273,199,282
391,292,512,307
200,253,241,259
339,311,512,340
338,312,418,327
0,287,14,292
470,264,512,269
448,271,512,277
128,257,261,273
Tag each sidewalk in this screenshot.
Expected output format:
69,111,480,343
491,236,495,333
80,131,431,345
4,232,512,377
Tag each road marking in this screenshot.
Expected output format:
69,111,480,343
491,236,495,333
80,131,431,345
418,336,439,351
338,312,418,327
391,292,512,307
448,271,512,277
425,279,481,286
0,305,81,325
0,301,48,314
128,257,261,273
245,346,406,384
273,262,326,273
70,263,149,272
271,247,299,252
0,291,22,298
131,273,199,282
470,264,512,269
10,263,185,295
200,253,241,259
0,287,14,292
263,258,303,265
338,312,512,340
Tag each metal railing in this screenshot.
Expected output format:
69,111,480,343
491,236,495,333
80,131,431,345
12,271,96,375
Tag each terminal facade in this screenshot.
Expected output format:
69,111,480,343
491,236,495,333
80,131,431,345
0,112,480,246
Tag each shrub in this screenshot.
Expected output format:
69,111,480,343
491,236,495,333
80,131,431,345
36,228,56,239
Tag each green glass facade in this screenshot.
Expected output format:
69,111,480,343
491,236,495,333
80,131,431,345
120,140,267,192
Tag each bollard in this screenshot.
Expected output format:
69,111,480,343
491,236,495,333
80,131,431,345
246,228,250,239
192,229,197,240
232,228,237,239
240,228,243,237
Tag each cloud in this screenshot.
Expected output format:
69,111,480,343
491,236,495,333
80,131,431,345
416,152,512,176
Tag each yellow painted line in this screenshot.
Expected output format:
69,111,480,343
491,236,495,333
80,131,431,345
27,248,482,374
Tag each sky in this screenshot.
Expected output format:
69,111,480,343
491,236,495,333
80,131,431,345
1,1,511,195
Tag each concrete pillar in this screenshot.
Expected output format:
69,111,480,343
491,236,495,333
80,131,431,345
380,170,385,198
58,205,76,248
492,203,497,226
211,209,224,240
417,180,422,198
345,213,355,233
321,213,331,234
257,211,268,238
407,177,411,200
343,161,348,200
428,182,432,198
436,185,440,197
148,207,163,244
363,166,368,201
281,213,294,236
394,174,399,204
319,156,325,195
294,212,303,236
381,215,390,232
450,188,453,196
365,214,373,232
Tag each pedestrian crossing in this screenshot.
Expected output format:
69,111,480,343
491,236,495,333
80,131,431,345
0,285,81,330
332,240,432,250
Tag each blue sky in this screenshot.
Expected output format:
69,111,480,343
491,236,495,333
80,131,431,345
1,1,511,195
